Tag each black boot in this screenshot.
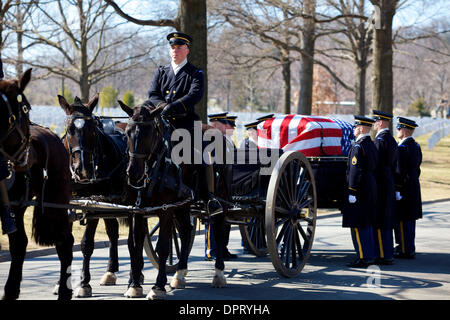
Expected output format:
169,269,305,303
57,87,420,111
1,206,17,235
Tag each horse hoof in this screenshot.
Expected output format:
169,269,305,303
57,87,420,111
170,269,188,289
124,286,143,298
146,286,166,300
74,285,92,298
212,269,227,288
99,272,117,286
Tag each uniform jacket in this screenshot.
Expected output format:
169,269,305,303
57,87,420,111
239,138,257,149
374,129,398,229
148,62,203,130
395,137,422,221
342,135,378,228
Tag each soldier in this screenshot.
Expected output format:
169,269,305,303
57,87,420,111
239,121,260,149
394,117,422,259
0,55,17,234
147,32,222,215
342,115,378,268
204,113,238,260
371,110,398,265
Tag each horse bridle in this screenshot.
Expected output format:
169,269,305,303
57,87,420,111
0,92,31,166
126,111,168,190
65,114,101,184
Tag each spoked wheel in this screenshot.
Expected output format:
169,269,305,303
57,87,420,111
265,151,317,278
144,216,197,274
239,216,267,257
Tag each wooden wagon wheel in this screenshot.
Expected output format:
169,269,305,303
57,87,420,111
144,216,197,273
239,215,267,257
265,151,317,278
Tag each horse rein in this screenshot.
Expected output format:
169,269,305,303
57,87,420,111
0,92,31,167
126,111,168,190
64,114,101,184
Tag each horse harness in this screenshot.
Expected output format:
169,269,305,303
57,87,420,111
64,114,127,184
0,92,31,167
127,112,192,207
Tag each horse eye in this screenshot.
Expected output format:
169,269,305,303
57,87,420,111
74,118,85,129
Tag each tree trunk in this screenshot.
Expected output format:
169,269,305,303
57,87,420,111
355,66,367,115
296,0,316,115
371,1,395,116
281,51,291,114
179,0,207,122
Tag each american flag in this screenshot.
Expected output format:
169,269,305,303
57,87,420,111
257,115,354,156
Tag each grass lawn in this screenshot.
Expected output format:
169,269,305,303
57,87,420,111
1,133,449,252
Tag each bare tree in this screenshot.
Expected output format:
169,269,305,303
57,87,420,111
105,0,208,120
322,0,373,115
23,0,153,102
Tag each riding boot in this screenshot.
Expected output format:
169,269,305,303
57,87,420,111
0,181,17,235
204,165,222,215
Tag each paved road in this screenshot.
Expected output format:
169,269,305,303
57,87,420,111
0,201,449,301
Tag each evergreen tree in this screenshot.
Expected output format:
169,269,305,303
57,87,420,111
100,86,118,108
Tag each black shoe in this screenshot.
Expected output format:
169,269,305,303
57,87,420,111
394,252,416,259
1,206,17,235
204,256,215,261
207,199,222,215
375,258,394,265
346,259,373,268
224,250,238,261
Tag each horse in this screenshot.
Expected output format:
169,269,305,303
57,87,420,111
118,100,230,299
58,94,128,297
0,69,74,300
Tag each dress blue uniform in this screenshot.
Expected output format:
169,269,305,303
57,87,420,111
204,113,237,261
372,110,398,264
394,117,422,259
342,115,378,267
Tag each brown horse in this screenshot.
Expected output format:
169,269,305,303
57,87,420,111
118,100,230,299
0,69,73,300
58,94,128,297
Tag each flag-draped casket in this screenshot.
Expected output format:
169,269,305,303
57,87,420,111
257,115,354,156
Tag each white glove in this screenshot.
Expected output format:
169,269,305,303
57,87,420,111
396,191,402,201
349,195,357,203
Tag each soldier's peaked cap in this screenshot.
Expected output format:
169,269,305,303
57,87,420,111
372,109,393,121
256,114,274,122
226,115,237,127
354,115,375,127
244,120,261,130
397,117,418,129
208,112,229,125
167,32,192,46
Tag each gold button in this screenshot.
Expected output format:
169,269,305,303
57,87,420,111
166,90,169,94
173,90,176,94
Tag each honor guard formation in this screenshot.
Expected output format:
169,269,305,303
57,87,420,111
342,111,422,268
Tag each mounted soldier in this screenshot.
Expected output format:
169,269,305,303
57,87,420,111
147,32,222,215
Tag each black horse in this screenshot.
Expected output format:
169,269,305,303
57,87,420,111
0,69,73,300
119,100,230,299
58,94,128,297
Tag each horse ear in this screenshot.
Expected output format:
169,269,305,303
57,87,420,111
87,93,99,112
58,95,72,115
19,68,32,92
118,100,133,117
